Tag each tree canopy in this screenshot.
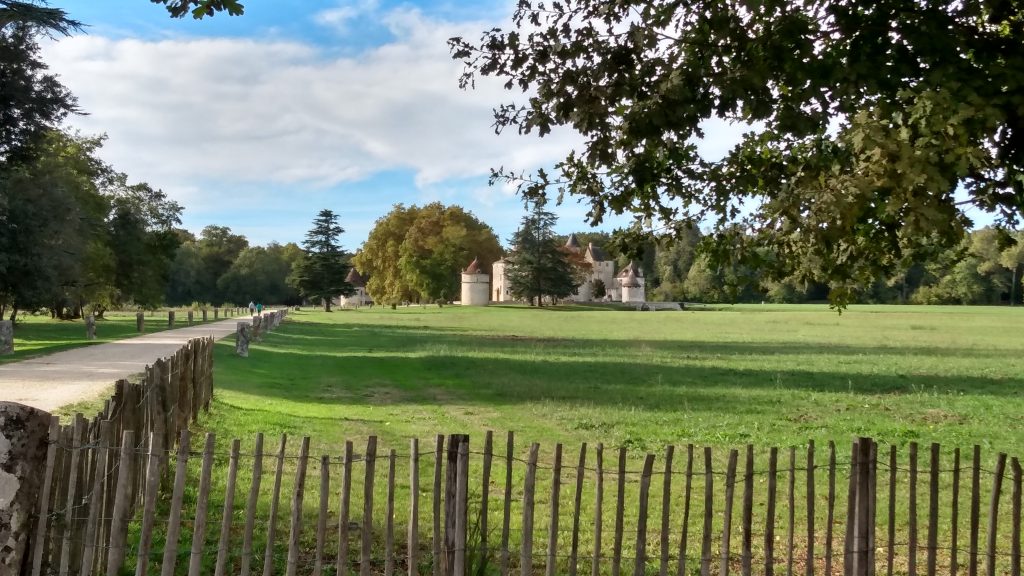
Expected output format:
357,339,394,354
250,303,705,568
450,0,1024,305
353,203,503,306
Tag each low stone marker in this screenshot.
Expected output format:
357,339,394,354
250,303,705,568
236,322,251,357
187,310,194,325
202,309,208,322
136,312,144,333
214,308,220,320
85,315,96,340
252,315,262,342
0,402,54,574
167,310,175,328
0,320,13,355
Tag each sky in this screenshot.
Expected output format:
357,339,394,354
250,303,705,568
38,0,763,250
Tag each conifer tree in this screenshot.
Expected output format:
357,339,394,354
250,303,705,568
290,209,353,311
506,199,577,306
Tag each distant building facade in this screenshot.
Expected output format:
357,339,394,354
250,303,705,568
460,258,490,306
337,269,373,307
490,234,646,304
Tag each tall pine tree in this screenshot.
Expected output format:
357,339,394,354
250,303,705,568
506,199,577,306
290,209,353,311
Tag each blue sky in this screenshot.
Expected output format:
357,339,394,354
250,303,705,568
44,2,996,251
44,0,643,250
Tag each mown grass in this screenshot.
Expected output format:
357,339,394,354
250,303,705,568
0,308,228,365
129,303,1024,576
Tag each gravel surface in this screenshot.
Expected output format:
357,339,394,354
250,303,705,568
0,316,254,412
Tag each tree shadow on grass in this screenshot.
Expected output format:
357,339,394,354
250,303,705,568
217,321,1024,411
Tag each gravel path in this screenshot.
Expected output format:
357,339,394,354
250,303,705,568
0,316,255,412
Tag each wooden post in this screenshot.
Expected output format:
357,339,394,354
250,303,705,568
240,434,264,576
502,433,515,576
214,439,241,576
614,447,627,576
985,454,1007,576
787,447,796,576
970,446,981,576
927,444,940,576
134,432,164,576
742,445,754,576
187,434,217,576
678,445,694,576
1011,458,1021,576
701,447,714,576
571,443,588,576
481,431,493,564
263,435,288,576
361,436,378,576
662,446,675,576
720,449,738,576
593,444,604,576
433,435,444,576
338,441,354,576
286,437,311,576
826,442,836,576
445,435,468,576
766,448,779,576
952,448,961,576
806,441,815,576
410,439,421,576
909,443,918,576
59,417,85,576
30,416,61,576
105,430,135,576
546,443,563,576
886,445,896,576
160,430,191,576
521,443,540,576
851,438,874,576
454,442,469,576
386,449,397,576
635,454,656,576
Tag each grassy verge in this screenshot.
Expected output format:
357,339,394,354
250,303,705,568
0,309,229,365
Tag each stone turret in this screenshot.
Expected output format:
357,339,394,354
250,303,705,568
617,261,646,303
460,258,490,306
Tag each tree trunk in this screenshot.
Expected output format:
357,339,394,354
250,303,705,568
9,307,17,323
324,298,332,312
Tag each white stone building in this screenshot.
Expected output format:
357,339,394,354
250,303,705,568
460,258,490,306
337,269,373,307
490,234,646,304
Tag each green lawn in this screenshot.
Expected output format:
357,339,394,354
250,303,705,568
0,308,227,365
128,304,1024,576
207,303,1024,453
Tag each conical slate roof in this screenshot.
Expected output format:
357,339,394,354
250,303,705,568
586,242,609,262
622,269,641,288
616,260,643,278
345,268,366,287
565,233,581,250
464,258,484,274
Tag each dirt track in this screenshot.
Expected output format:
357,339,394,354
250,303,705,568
0,316,255,412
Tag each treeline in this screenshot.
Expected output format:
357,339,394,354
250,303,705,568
0,22,309,321
0,129,306,321
574,227,1024,305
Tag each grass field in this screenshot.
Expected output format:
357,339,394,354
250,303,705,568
0,309,224,365
206,303,1024,453
109,303,1024,576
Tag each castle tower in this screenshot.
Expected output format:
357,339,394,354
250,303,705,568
492,258,509,302
616,261,646,303
460,258,490,306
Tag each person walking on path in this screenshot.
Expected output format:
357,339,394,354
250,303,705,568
256,302,263,314
248,301,256,314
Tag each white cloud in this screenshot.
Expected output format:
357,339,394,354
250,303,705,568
315,0,380,33
42,9,583,204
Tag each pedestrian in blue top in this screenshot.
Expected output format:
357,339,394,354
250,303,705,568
256,302,263,314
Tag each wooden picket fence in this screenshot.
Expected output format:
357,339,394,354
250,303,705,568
25,336,214,576
25,430,1024,576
